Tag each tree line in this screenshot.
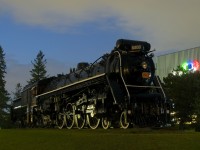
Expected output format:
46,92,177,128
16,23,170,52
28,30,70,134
0,46,47,128
1,45,200,130
163,66,200,131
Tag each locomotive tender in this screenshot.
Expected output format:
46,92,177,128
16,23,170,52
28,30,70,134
11,39,170,129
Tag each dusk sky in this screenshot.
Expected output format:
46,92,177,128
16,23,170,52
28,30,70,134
1,0,200,95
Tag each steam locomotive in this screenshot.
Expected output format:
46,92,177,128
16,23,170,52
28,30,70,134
11,39,170,129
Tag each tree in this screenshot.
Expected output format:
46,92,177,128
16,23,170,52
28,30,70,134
28,50,48,83
0,46,10,127
163,66,200,130
12,83,22,99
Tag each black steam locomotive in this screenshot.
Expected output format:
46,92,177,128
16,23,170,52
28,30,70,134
11,39,170,129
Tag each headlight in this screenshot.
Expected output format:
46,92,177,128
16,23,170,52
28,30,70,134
141,61,147,69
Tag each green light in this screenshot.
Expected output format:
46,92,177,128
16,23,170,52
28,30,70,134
182,62,188,70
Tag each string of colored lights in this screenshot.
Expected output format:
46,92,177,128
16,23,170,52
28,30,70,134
181,60,200,71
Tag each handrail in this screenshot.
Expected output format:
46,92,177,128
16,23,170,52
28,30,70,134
36,73,106,98
126,85,161,88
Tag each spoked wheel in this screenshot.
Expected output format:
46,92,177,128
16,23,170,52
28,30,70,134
120,111,130,129
87,114,100,129
102,117,111,129
56,112,65,129
75,113,86,129
65,103,75,129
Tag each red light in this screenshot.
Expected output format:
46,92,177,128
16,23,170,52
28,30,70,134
193,60,200,71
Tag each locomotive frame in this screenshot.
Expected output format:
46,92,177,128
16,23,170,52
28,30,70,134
11,39,171,129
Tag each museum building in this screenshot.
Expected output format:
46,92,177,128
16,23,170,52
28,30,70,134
155,46,200,81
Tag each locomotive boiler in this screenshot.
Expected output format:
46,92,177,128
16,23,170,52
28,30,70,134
11,39,170,129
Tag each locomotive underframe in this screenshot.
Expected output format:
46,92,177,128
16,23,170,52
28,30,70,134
27,72,169,129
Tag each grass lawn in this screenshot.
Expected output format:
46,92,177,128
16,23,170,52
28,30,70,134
0,128,200,150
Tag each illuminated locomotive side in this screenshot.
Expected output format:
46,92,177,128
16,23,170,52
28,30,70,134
11,39,170,129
